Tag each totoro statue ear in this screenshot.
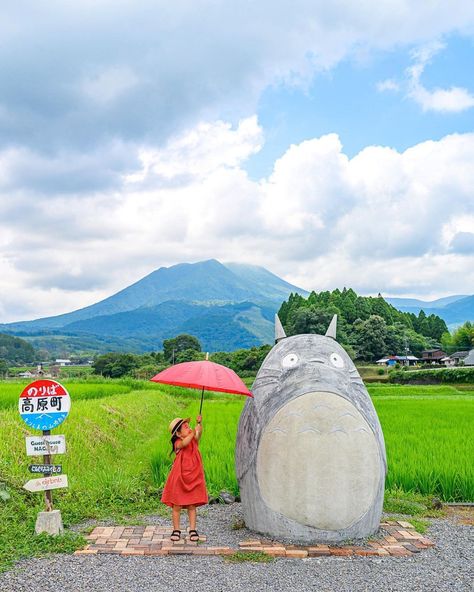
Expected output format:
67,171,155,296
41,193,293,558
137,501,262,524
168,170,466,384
325,314,337,339
275,314,287,343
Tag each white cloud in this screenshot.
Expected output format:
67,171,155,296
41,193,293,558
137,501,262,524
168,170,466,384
376,79,400,92
1,2,474,154
2,3,474,321
407,41,474,112
1,121,474,321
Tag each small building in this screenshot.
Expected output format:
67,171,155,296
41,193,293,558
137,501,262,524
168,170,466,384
421,349,446,365
464,349,474,366
55,359,72,366
443,351,470,366
376,355,419,367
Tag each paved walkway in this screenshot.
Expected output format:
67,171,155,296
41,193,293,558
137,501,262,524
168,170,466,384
76,519,434,558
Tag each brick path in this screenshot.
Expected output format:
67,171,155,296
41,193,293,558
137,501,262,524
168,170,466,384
75,519,435,558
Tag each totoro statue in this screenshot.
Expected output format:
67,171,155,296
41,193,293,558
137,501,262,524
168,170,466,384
235,314,387,543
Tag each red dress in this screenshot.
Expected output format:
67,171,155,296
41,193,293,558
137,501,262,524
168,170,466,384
161,437,208,508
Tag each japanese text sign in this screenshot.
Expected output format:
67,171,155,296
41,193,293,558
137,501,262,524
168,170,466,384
19,380,71,430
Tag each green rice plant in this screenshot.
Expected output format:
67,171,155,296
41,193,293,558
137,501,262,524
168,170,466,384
0,378,164,410
1,379,472,571
375,398,474,501
160,387,474,502
368,383,473,399
150,395,245,496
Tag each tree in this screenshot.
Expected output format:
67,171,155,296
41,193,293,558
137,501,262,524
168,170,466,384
163,334,201,363
0,359,8,377
353,315,388,361
451,321,474,350
287,306,338,337
174,348,204,364
92,353,139,377
0,333,36,364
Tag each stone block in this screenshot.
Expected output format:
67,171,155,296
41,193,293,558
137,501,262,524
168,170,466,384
35,510,64,536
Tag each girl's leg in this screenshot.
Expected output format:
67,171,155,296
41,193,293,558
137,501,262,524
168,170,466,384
172,505,181,531
187,505,197,531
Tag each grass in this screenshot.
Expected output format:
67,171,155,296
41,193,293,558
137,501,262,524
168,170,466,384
408,518,429,534
225,551,273,563
375,397,473,501
0,385,183,571
0,378,472,572
150,383,474,503
0,378,164,410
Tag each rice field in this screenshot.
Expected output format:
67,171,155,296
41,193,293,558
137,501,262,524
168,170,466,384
0,378,161,410
151,382,474,502
1,379,473,504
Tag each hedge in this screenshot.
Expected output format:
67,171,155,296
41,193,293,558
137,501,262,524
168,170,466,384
389,367,474,384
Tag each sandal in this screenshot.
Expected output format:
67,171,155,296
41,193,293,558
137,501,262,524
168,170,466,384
170,529,181,541
188,529,199,542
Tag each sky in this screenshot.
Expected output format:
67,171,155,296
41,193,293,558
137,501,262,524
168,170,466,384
1,1,474,322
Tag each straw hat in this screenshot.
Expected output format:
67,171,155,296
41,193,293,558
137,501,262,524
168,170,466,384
169,417,190,436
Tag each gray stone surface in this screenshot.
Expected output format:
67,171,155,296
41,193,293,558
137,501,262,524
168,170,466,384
235,325,387,543
35,510,64,536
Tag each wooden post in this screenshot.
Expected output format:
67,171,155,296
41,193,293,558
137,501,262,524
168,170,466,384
42,429,53,512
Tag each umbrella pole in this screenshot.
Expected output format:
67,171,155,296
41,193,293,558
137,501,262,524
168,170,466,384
199,386,204,415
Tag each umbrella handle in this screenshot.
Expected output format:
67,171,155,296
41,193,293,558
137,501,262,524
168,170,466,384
199,386,204,415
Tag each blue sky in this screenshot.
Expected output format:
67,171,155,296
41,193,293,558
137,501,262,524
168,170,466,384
247,34,474,178
0,2,473,322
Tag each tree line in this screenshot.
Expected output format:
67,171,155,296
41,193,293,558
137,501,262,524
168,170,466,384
277,288,450,361
2,289,473,376
91,334,271,379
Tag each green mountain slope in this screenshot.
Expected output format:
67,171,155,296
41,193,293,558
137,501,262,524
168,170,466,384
2,259,306,333
0,260,303,354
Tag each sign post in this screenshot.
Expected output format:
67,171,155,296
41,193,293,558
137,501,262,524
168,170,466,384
19,379,71,535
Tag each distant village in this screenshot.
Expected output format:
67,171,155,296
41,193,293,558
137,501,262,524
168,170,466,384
17,358,93,379
12,348,474,380
376,348,474,367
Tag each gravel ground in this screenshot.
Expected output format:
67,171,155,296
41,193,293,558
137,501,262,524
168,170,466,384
1,505,472,592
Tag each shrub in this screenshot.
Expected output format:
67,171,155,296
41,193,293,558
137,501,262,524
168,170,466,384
389,367,474,384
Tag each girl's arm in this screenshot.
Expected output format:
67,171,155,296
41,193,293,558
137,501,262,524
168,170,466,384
195,415,202,442
175,429,195,449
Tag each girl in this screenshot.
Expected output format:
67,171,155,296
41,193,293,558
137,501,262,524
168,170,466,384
161,415,208,541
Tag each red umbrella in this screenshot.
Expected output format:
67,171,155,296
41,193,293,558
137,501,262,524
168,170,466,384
150,360,252,413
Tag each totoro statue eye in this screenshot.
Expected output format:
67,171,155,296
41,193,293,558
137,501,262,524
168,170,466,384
282,353,299,368
330,352,344,368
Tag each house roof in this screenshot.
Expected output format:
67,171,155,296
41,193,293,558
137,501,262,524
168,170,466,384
376,355,419,362
421,350,446,358
464,349,474,366
449,351,469,359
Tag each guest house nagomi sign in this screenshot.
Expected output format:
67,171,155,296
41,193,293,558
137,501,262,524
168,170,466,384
18,379,71,431
25,435,66,456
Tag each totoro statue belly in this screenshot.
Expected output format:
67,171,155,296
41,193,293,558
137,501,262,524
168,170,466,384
235,315,387,543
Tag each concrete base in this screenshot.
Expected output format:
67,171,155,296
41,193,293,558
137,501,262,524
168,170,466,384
35,510,64,535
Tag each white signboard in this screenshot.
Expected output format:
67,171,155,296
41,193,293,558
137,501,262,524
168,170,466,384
26,435,66,456
23,474,68,493
19,379,71,431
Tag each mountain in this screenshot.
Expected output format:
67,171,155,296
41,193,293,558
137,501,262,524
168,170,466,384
385,294,473,329
385,295,468,311
0,260,308,354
